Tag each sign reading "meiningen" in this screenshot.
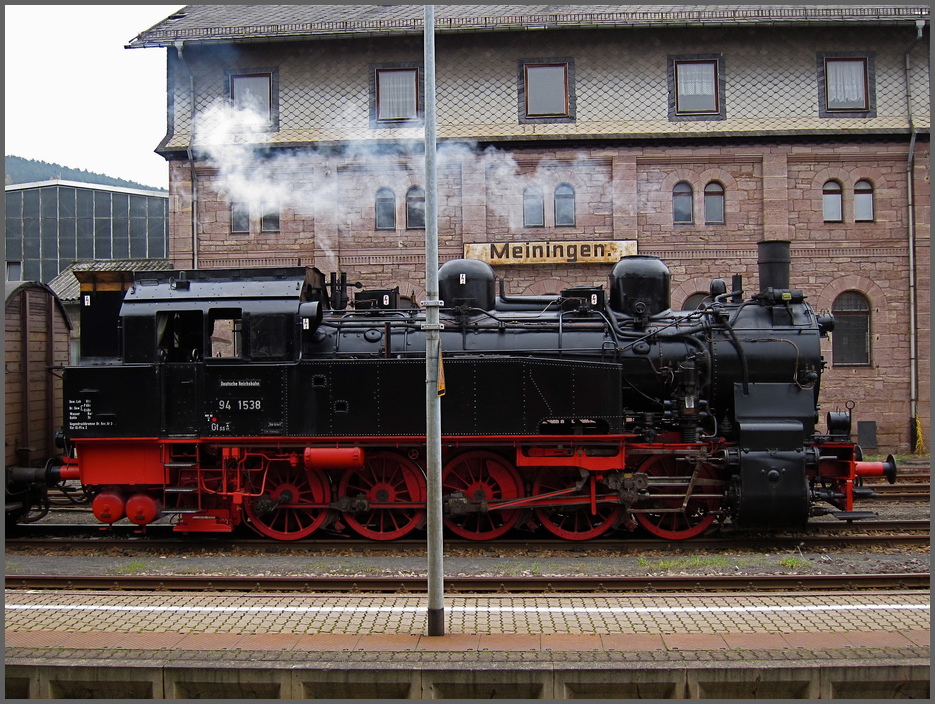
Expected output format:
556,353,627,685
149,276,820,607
464,240,637,265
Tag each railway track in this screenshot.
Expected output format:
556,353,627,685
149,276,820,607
7,520,930,551
5,572,928,594
866,483,930,501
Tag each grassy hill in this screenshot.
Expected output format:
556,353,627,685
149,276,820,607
5,155,167,192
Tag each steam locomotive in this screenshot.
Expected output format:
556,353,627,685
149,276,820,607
48,240,895,540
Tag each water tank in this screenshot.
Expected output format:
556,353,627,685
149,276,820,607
610,256,671,316
438,259,496,310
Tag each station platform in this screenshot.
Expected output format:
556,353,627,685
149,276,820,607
5,589,929,699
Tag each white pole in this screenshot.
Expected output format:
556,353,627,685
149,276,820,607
423,4,445,637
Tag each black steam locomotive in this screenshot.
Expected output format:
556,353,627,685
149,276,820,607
53,240,894,540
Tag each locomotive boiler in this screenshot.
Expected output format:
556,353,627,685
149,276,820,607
53,240,895,540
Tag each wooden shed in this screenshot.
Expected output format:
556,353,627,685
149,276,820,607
5,281,71,468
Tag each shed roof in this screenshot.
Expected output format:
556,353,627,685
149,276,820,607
5,281,73,330
129,4,929,47
48,259,173,303
5,179,168,198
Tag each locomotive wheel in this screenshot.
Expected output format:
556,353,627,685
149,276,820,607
338,451,427,541
532,468,621,540
634,455,719,540
442,451,523,540
244,462,331,541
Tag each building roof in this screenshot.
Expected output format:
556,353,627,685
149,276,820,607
129,4,929,47
48,259,173,303
5,179,168,198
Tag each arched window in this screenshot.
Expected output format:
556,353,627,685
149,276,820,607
822,180,843,222
673,181,693,224
523,185,544,227
406,186,425,229
703,182,725,224
854,180,874,222
554,183,575,227
375,187,395,230
831,291,871,365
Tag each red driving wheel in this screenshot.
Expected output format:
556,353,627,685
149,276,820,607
244,461,331,540
533,468,621,540
338,451,426,540
442,451,523,540
634,455,719,540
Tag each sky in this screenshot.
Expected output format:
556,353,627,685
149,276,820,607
5,5,184,190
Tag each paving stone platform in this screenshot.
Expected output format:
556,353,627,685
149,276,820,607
5,590,930,699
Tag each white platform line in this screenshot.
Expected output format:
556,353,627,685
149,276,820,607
5,604,929,615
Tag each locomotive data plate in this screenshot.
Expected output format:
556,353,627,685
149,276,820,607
203,365,288,436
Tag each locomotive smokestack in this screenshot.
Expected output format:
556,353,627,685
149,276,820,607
757,240,791,292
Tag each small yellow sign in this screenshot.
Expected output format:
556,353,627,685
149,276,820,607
464,240,636,265
437,345,445,397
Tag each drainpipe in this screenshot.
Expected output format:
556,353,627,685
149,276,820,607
903,19,925,451
175,40,198,269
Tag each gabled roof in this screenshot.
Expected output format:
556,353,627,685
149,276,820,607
129,4,929,48
48,259,173,303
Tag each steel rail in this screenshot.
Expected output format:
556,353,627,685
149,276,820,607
5,572,929,594
7,521,929,551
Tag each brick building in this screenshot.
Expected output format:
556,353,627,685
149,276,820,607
129,5,929,452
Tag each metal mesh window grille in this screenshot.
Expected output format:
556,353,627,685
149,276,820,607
832,291,871,365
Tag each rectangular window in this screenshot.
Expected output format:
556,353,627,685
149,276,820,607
854,191,874,222
525,64,568,117
209,310,243,359
250,315,290,360
832,316,870,365
825,58,868,111
231,202,250,234
376,69,418,121
675,61,718,114
260,201,279,232
231,73,272,121
6,261,22,281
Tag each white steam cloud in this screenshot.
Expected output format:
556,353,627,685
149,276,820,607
191,100,613,268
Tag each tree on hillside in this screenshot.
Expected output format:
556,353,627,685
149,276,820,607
4,155,166,191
